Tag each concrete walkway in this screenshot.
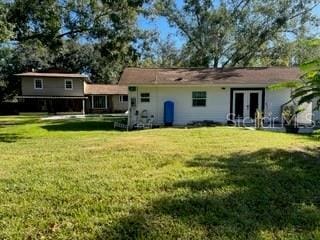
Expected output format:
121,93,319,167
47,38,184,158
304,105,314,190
41,113,127,121
41,115,86,120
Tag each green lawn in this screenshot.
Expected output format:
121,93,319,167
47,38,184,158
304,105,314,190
0,116,319,239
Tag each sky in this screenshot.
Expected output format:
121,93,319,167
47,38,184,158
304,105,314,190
137,0,185,48
137,2,320,49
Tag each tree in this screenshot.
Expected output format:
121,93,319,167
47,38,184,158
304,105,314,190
155,0,319,68
246,36,293,67
271,39,320,111
292,57,320,110
4,0,148,82
0,40,53,102
139,36,184,67
52,41,95,74
0,2,14,42
291,39,320,66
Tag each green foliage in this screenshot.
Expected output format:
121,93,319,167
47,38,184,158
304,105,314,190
52,41,94,74
248,36,293,67
282,105,304,126
138,36,185,67
290,39,320,110
2,0,148,81
293,39,320,67
0,0,150,101
0,2,14,42
268,39,320,111
292,71,320,109
1,0,319,100
0,40,52,102
155,0,319,68
267,81,302,91
0,116,320,239
6,0,61,48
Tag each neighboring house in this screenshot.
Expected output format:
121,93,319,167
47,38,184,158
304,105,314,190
16,72,128,114
84,83,128,113
119,67,314,128
17,72,89,114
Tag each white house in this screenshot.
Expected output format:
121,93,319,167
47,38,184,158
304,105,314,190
119,67,315,128
314,98,320,124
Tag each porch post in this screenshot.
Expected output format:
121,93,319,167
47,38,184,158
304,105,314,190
91,95,94,109
105,95,108,110
127,91,131,129
82,99,85,115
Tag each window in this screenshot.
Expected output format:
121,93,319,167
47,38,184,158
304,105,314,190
34,79,43,89
131,97,136,107
93,96,106,109
192,91,207,107
119,95,128,102
65,79,73,90
140,93,150,103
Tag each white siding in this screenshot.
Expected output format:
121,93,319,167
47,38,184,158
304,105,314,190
264,88,291,121
296,102,313,125
265,88,312,124
128,85,314,126
313,98,320,123
129,86,230,125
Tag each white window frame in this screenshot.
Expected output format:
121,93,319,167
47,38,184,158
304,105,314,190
192,91,207,107
34,79,43,90
140,93,150,103
119,95,128,103
64,79,73,90
92,95,107,109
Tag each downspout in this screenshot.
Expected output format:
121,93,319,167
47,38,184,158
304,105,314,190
155,69,158,124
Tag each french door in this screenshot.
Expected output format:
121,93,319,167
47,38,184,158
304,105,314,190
233,90,262,121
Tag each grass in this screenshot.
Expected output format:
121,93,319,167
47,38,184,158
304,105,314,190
0,115,319,239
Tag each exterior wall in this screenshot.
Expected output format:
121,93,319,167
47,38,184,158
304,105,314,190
86,94,128,113
86,95,108,113
129,86,230,126
21,77,85,96
296,102,313,125
128,85,313,126
266,88,313,125
313,98,320,123
111,95,128,112
264,88,291,121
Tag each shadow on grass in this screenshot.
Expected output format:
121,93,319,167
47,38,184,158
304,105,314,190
0,133,26,143
0,119,40,128
309,130,320,141
41,119,126,132
99,147,320,239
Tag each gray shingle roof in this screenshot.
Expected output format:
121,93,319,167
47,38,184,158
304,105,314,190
119,67,301,85
15,72,89,79
84,84,128,95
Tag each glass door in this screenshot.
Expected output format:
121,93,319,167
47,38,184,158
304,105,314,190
233,90,262,121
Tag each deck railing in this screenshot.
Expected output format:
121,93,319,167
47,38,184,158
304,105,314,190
114,121,129,131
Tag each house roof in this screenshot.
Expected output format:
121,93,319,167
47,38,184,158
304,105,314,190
17,96,88,99
119,67,301,86
15,72,89,80
84,84,128,95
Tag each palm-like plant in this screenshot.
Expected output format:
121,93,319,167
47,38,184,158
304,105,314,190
269,60,320,110
291,60,320,109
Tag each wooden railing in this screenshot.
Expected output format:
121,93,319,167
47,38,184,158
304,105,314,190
114,121,129,131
